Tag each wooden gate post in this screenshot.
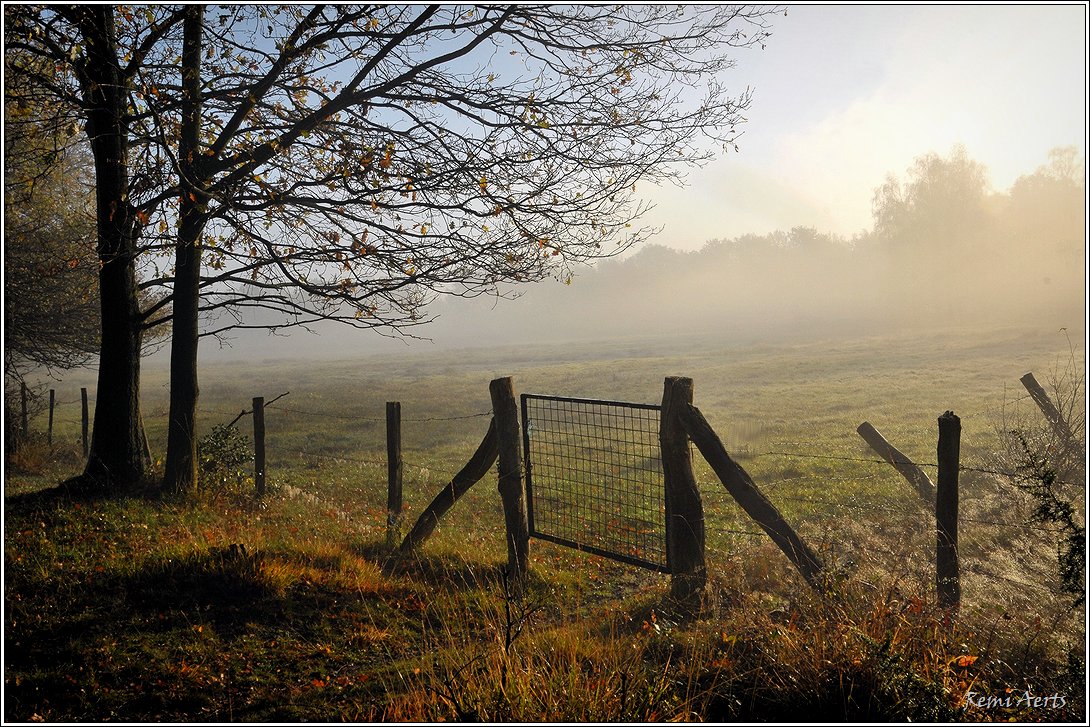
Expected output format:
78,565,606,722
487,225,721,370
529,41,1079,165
386,402,404,549
936,411,961,611
253,396,266,497
489,377,529,593
81,387,89,458
660,377,707,609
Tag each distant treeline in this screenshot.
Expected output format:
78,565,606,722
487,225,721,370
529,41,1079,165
437,146,1085,345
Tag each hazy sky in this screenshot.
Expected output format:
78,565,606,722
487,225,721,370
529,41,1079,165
642,3,1088,250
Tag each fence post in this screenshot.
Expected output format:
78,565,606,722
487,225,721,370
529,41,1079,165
386,401,403,549
20,382,29,442
936,410,961,611
489,376,529,594
679,402,823,588
856,421,935,503
253,396,266,497
1020,372,1086,466
81,387,89,458
48,389,55,448
660,377,707,610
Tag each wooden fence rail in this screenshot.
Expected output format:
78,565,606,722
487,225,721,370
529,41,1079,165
1021,371,1086,471
399,418,498,554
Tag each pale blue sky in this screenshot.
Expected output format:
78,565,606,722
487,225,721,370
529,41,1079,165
642,3,1088,249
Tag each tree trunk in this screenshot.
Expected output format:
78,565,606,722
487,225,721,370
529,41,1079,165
73,6,147,490
163,6,207,496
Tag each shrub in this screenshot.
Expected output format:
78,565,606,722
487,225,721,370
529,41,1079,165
197,423,252,496
993,337,1085,608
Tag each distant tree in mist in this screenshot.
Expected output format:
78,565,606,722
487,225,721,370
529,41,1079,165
870,144,991,252
1006,146,1085,252
448,146,1084,344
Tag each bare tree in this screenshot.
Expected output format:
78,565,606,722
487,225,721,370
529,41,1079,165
6,4,780,494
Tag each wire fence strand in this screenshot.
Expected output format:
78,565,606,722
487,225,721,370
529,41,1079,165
19,385,1081,603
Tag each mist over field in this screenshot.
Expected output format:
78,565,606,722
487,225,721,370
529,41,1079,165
7,6,1086,722
200,147,1086,362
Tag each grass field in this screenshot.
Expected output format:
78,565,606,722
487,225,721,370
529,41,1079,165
5,324,1085,720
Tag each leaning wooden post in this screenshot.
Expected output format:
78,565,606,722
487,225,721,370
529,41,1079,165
386,402,404,549
80,387,89,458
679,403,823,588
20,382,29,442
660,377,707,609
253,396,266,497
489,377,529,593
856,421,935,503
1020,372,1085,464
400,419,499,553
139,411,152,466
48,389,55,448
936,411,961,611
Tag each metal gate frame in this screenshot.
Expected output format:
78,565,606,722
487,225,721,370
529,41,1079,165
521,393,671,573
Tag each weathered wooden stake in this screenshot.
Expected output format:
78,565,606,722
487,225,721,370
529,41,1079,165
401,418,499,553
936,410,961,611
20,382,29,441
679,402,824,588
856,421,935,503
48,389,55,448
660,377,707,609
1020,372,1086,465
253,396,266,497
386,402,404,549
490,377,529,593
80,387,89,458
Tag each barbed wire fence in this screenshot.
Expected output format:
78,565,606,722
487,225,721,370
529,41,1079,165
10,379,1083,615
695,426,1081,615
5,384,97,455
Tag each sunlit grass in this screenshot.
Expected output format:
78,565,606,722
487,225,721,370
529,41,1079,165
6,325,1084,720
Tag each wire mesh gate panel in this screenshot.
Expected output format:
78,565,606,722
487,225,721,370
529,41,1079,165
521,394,669,573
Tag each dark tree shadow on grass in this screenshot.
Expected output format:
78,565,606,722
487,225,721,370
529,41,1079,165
352,541,510,593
